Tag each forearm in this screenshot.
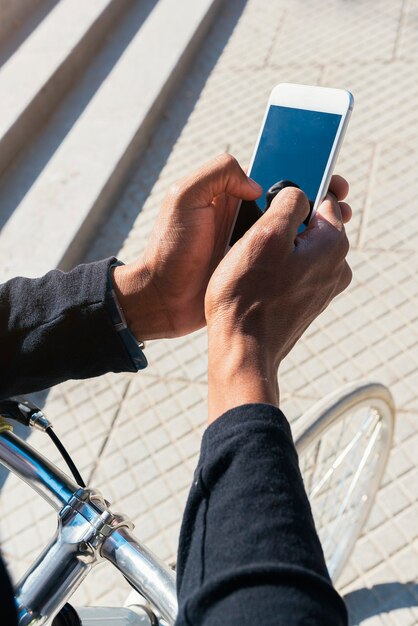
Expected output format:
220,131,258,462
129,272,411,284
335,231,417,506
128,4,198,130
0,258,136,400
176,405,348,626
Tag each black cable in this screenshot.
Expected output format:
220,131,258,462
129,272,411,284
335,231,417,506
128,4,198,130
45,427,86,488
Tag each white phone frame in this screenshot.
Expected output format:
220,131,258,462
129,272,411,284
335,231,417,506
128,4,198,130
228,83,354,248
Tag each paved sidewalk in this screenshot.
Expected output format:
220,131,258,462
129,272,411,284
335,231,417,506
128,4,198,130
1,1,417,624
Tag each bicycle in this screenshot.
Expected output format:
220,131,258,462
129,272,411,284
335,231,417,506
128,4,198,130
0,381,395,626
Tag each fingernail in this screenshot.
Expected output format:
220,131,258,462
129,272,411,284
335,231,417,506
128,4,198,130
248,177,262,191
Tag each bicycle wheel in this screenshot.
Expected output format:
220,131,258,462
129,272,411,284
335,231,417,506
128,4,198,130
293,382,395,584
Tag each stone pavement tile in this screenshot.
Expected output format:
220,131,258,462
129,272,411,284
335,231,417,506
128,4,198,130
217,0,287,70
35,373,132,477
280,394,318,426
342,543,418,624
360,141,418,252
345,580,418,626
170,64,322,167
270,0,403,66
323,62,418,144
385,440,416,482
71,559,131,608
398,0,418,61
145,330,208,383
0,478,56,582
395,411,417,443
388,544,418,587
378,478,413,519
88,375,207,525
339,408,418,623
336,140,375,248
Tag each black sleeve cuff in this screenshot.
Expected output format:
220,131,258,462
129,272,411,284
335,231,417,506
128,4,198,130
0,258,137,399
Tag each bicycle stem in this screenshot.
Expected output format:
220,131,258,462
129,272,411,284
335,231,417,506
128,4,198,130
15,488,178,626
16,491,106,626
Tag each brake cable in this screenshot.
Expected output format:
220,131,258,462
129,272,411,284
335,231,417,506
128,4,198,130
0,396,86,488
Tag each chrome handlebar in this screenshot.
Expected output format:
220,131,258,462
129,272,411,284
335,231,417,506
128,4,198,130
0,429,75,510
0,430,178,626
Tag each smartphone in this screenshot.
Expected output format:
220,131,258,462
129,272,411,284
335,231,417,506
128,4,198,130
228,83,354,246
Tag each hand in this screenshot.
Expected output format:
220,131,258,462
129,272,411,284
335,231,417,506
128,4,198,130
205,176,352,422
112,154,262,340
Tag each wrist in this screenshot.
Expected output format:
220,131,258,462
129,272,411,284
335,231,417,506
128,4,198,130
111,262,168,341
207,331,279,424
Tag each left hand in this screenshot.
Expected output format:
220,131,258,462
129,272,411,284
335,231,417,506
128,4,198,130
112,154,262,340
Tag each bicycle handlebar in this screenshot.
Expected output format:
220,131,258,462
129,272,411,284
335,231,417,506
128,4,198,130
0,429,177,625
0,429,75,510
102,526,177,623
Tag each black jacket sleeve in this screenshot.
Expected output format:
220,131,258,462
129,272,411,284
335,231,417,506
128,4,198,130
0,258,139,625
0,258,136,400
175,404,348,626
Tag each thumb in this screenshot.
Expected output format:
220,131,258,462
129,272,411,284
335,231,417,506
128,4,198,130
258,186,311,243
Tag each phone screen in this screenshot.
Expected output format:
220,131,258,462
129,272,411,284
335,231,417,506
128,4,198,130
229,105,342,245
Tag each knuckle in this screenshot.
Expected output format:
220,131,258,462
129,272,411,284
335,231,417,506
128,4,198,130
215,152,238,170
326,227,349,259
290,186,308,204
246,222,272,251
257,223,274,242
168,181,184,199
277,187,310,214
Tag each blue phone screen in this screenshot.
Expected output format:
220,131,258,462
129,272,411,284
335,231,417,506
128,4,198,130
230,105,342,245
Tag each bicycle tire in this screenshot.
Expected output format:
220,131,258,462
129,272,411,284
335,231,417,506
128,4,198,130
293,381,395,584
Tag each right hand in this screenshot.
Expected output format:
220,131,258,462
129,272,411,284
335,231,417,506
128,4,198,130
205,176,352,422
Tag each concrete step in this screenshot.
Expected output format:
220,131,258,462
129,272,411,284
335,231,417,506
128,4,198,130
0,0,131,177
0,0,222,281
0,0,43,46
0,0,158,234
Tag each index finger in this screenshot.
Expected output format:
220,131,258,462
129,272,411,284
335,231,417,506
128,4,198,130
298,193,350,260
329,174,349,202
171,153,263,206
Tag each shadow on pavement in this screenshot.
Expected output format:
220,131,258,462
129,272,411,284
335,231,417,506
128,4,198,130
0,0,61,69
0,0,158,230
83,0,249,262
344,581,418,625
